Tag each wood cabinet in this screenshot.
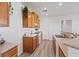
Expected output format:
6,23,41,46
35,35,39,46
27,11,32,28
31,12,36,28
0,2,9,27
2,46,18,57
59,47,65,57
37,19,40,28
23,35,39,53
52,36,56,56
33,13,40,28
23,10,40,28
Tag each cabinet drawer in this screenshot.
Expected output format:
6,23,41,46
2,46,17,57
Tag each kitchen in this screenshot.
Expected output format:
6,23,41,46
0,2,79,57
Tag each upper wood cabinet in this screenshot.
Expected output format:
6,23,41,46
23,9,40,28
31,12,35,28
28,11,32,28
31,12,40,28
0,2,9,27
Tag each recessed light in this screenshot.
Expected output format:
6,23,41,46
58,3,63,6
44,7,47,10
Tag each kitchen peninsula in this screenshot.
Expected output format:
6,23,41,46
53,35,79,57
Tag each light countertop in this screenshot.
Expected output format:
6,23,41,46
23,34,38,37
54,36,79,57
23,31,42,37
0,42,17,54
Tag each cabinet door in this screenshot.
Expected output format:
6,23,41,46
37,19,40,28
33,37,37,51
23,37,33,53
36,35,39,46
0,2,9,27
38,20,40,28
59,47,65,57
34,14,38,28
23,16,28,27
31,12,38,28
34,14,40,28
53,37,56,56
28,11,32,28
31,12,35,28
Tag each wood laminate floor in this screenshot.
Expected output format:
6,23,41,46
20,40,54,57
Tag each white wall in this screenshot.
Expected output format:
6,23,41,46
40,17,61,40
40,14,79,40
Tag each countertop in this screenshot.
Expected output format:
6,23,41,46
63,38,79,50
0,42,17,54
54,36,79,57
23,31,42,37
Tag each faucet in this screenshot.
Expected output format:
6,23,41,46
30,30,33,34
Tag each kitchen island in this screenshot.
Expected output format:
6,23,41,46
53,35,79,57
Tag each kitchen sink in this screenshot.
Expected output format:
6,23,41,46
55,35,64,38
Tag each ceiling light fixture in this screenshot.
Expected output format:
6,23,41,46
43,7,47,12
58,3,63,6
44,7,47,10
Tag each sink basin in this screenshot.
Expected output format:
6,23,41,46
34,32,40,34
0,39,5,45
55,35,64,38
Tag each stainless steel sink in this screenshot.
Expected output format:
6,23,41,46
34,31,40,34
55,35,64,38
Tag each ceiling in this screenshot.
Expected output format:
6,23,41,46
22,2,79,17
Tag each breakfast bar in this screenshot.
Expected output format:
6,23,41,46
53,35,79,57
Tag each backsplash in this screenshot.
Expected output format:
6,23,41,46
23,28,40,35
23,28,35,33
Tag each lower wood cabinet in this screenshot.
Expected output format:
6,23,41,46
59,47,65,57
2,46,18,57
53,36,66,57
52,36,56,56
23,36,39,53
